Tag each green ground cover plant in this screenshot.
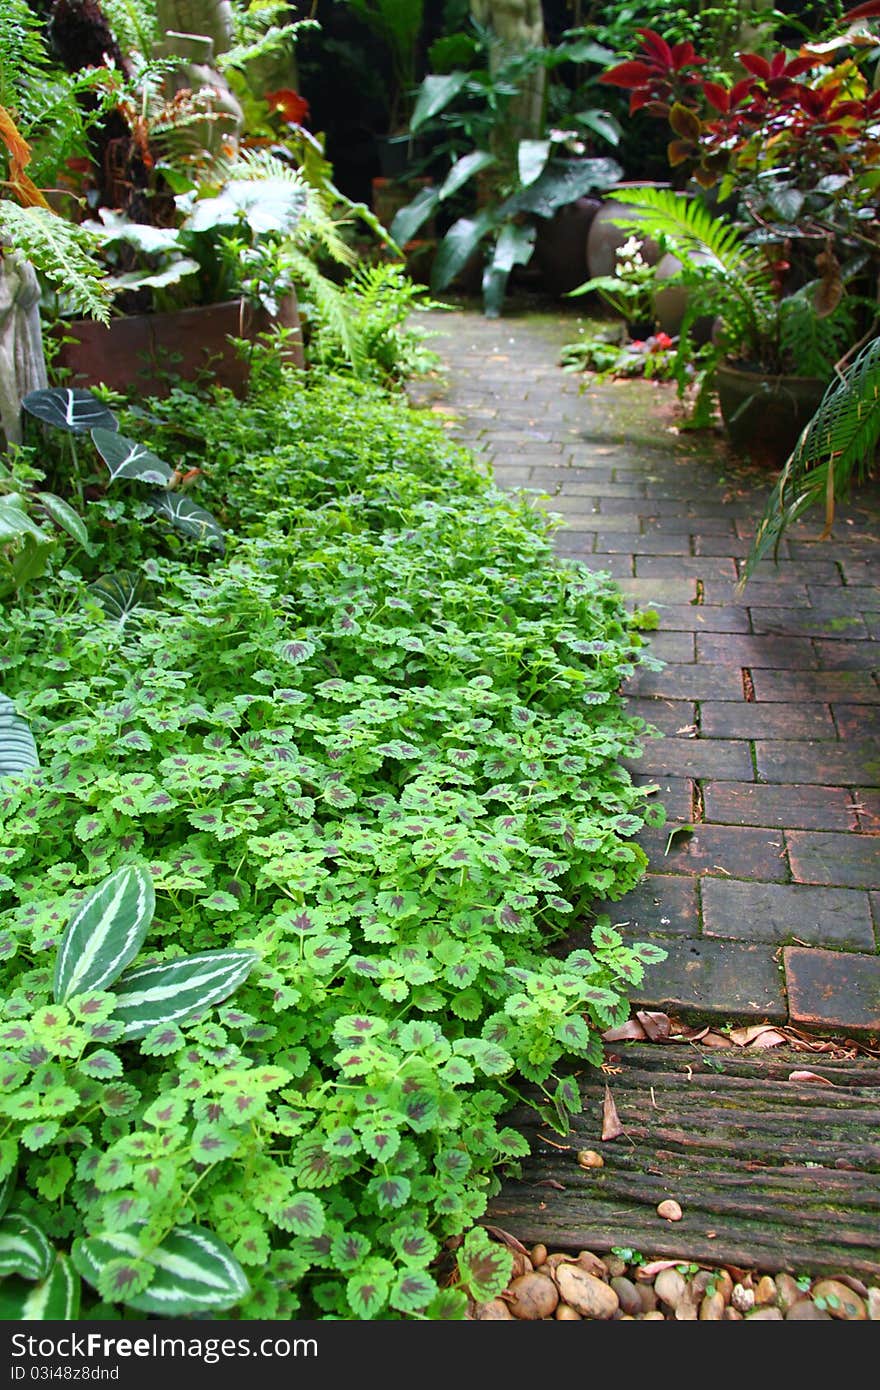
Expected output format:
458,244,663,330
0,354,665,1319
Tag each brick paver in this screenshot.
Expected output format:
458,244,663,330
414,307,880,1037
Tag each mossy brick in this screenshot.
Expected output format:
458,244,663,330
645,604,752,632
617,577,697,604
755,739,880,785
807,584,880,613
625,698,697,736
749,669,879,702
702,781,856,831
593,532,692,555
872,890,880,927
625,737,753,780
574,552,634,578
624,665,745,701
813,640,879,670
697,633,817,667
636,555,738,580
783,947,880,1037
786,830,880,889
636,822,788,880
698,702,836,740
640,631,695,663
590,874,699,937
631,773,694,823
704,580,812,607
702,879,874,949
693,536,755,557
832,705,880,742
643,515,736,536
750,607,869,640
625,938,787,1023
734,558,840,584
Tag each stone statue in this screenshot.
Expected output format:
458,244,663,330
153,0,244,161
0,253,48,449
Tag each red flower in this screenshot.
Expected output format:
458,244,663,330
265,89,310,126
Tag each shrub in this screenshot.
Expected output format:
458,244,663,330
0,363,665,1319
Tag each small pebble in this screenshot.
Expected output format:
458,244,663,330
746,1307,783,1320
656,1198,683,1221
699,1290,725,1320
636,1283,659,1313
530,1243,548,1268
575,1249,608,1278
475,1298,514,1320
640,1310,666,1320
611,1275,643,1317
754,1275,778,1307
506,1272,559,1321
555,1264,619,1320
868,1288,880,1321
605,1254,627,1278
555,1303,581,1320
654,1268,688,1311
811,1278,867,1320
786,1300,832,1320
774,1272,807,1313
723,1307,743,1320
731,1283,755,1313
577,1148,604,1169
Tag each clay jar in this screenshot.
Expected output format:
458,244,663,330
532,196,602,297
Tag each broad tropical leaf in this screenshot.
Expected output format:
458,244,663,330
431,213,494,293
72,1224,248,1315
389,184,440,248
105,260,200,293
21,389,118,435
91,429,175,486
149,492,225,552
185,177,307,237
0,1214,53,1281
518,139,551,187
35,493,90,549
0,497,45,543
502,157,622,218
53,866,155,1003
0,1254,80,1320
437,150,495,201
410,72,469,132
483,222,537,317
0,694,38,777
87,572,152,624
112,949,258,1039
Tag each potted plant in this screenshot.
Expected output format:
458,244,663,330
604,185,873,461
388,30,624,315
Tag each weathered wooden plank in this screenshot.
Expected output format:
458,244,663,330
486,1043,880,1277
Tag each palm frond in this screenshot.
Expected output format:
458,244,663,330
740,335,880,584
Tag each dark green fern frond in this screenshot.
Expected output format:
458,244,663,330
287,247,367,379
0,204,111,322
740,335,880,584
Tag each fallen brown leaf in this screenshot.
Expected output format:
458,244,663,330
788,1070,836,1085
701,1031,731,1048
636,1009,672,1042
482,1225,531,1257
602,1018,646,1042
601,1084,624,1141
728,1024,787,1048
638,1259,683,1278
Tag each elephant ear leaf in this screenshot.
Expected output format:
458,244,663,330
0,694,38,778
149,493,225,552
21,388,117,435
91,430,174,486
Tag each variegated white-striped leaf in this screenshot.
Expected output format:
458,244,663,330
0,1213,53,1281
53,866,155,1003
22,388,118,435
0,694,38,778
113,949,257,1039
149,492,225,552
36,493,91,549
0,1253,81,1320
91,429,175,486
72,1224,248,1315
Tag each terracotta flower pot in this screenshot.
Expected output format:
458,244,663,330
715,360,829,465
51,294,304,399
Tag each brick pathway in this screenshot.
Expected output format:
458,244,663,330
412,306,880,1038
